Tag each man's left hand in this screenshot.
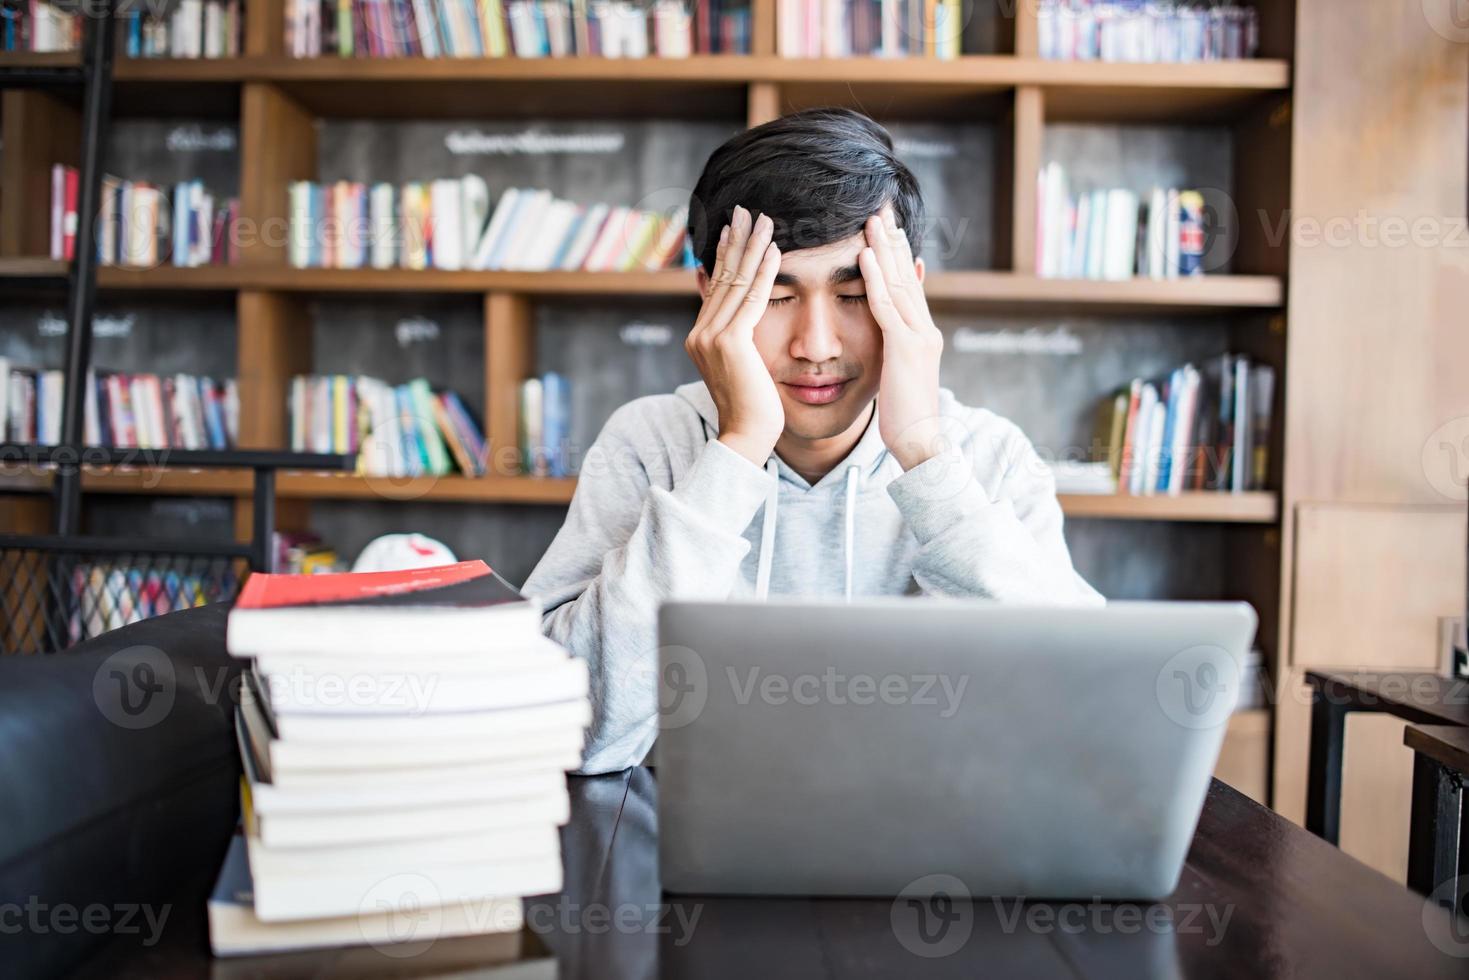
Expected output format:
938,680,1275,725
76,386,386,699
859,202,946,471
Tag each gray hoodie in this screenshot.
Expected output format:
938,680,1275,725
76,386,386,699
521,381,1104,773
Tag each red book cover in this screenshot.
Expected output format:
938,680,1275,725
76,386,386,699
234,559,521,610
695,0,709,52
63,166,79,262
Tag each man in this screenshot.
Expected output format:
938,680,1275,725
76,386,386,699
523,107,1103,773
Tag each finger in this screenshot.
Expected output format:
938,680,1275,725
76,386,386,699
691,223,732,340
725,240,781,340
704,206,752,322
709,211,775,337
858,245,908,334
868,209,923,329
865,212,918,330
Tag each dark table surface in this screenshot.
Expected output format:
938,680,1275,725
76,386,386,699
1406,724,1469,774
1306,670,1469,727
70,767,1469,979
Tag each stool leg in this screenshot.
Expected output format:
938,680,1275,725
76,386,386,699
1305,699,1349,843
1406,754,1463,910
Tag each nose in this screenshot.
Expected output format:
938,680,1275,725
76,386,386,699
789,297,844,364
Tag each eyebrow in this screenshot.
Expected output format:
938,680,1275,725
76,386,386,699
773,264,864,288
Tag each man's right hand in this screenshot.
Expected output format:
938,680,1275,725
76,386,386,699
685,205,785,466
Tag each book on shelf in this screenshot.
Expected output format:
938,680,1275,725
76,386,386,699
0,1,242,55
50,165,240,268
1036,162,1211,281
288,178,692,273
518,371,571,477
0,359,237,450
0,0,77,52
1095,352,1274,496
289,373,489,478
777,0,961,59
213,560,586,955
1037,0,1259,63
285,0,750,58
122,0,244,58
273,530,347,574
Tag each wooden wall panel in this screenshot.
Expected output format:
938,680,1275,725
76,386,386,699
1274,502,1466,872
1291,504,1466,670
1273,0,1469,840
1284,0,1469,508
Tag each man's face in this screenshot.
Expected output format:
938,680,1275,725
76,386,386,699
698,228,925,442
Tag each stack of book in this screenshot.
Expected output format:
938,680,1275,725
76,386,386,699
1036,163,1213,280
518,371,572,477
1038,0,1259,62
0,1,78,51
778,0,961,58
1094,353,1274,496
289,374,489,478
122,0,244,58
50,165,240,267
285,0,750,57
0,360,238,449
212,560,588,957
287,178,691,273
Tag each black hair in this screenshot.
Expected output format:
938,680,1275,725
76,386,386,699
686,107,925,276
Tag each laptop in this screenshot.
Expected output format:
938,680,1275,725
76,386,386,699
656,599,1257,900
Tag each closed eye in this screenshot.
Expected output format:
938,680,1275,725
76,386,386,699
767,295,867,307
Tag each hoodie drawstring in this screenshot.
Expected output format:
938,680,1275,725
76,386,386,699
843,464,861,602
754,458,779,600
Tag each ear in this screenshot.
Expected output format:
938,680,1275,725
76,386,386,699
696,266,710,300
914,256,926,285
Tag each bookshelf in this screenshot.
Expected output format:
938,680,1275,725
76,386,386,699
0,0,1294,802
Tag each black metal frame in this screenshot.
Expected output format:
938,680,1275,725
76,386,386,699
1405,748,1467,913
1304,672,1469,843
0,18,356,653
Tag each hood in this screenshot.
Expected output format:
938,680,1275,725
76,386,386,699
673,380,895,492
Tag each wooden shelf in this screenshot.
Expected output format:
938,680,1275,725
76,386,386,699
0,467,1276,521
1,54,1291,121
1058,491,1277,523
924,272,1284,312
0,261,1284,311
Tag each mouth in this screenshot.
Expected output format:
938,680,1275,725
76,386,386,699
781,378,851,406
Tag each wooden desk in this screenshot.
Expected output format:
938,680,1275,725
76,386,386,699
73,769,1467,978
1304,670,1469,844
1404,724,1469,915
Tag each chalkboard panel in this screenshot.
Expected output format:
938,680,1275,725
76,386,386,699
1042,122,1236,274
106,120,241,194
0,300,238,377
310,297,487,418
317,118,740,219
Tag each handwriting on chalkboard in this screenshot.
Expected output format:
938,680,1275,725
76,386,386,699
619,322,675,347
951,326,1082,356
445,130,626,156
895,138,957,160
395,317,441,348
40,312,134,339
166,125,237,153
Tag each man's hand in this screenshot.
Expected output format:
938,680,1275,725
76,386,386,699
686,205,785,467
859,202,945,471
